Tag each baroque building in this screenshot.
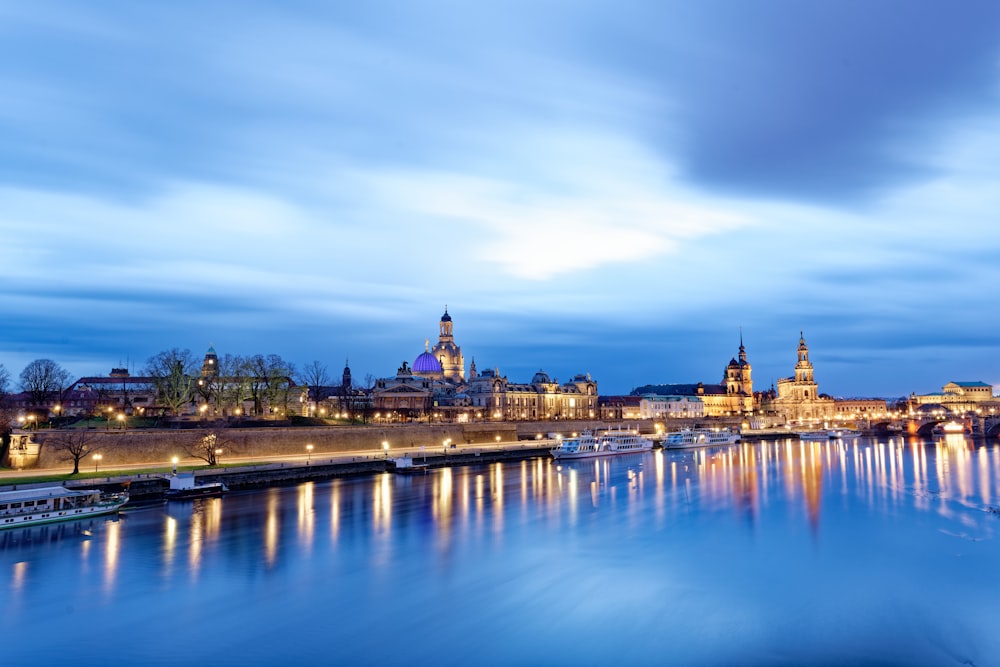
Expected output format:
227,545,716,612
908,381,999,414
631,333,754,417
466,369,598,421
763,332,834,423
374,308,599,421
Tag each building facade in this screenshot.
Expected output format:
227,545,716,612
763,332,835,423
638,395,705,419
908,381,999,414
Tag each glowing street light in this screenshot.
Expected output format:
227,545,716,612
93,453,103,473
306,443,314,464
382,441,389,459
172,456,179,475
117,413,126,430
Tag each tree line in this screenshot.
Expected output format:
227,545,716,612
0,350,374,426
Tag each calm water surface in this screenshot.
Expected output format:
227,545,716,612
3,436,1000,666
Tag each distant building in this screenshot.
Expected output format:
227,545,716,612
762,332,834,423
598,395,642,420
631,333,754,416
374,308,598,421
908,381,999,414
638,395,704,419
833,398,889,418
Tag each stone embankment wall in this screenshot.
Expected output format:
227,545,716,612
28,419,631,468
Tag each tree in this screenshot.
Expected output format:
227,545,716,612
145,349,196,415
185,430,232,466
215,353,250,417
247,354,294,417
0,363,12,437
0,363,9,398
19,358,72,407
299,360,330,412
46,430,100,475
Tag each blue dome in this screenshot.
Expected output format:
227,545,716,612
413,351,443,374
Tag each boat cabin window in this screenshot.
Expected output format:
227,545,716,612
10,502,22,508
0,504,7,510
23,501,35,507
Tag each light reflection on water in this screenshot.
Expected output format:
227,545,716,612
2,437,999,666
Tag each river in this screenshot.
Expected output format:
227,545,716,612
3,435,999,666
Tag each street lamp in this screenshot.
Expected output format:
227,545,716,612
382,441,389,459
306,443,314,464
93,453,102,473
172,456,179,475
117,413,126,430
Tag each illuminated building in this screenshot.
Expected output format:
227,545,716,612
763,331,834,423
630,333,754,416
908,381,999,414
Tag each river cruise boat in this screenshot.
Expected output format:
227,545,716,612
664,428,741,449
550,430,654,460
799,429,861,441
0,485,129,529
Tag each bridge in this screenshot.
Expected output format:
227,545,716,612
867,413,1000,438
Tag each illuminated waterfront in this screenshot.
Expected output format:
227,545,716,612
3,436,999,666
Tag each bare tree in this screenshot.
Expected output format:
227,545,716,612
46,430,100,475
184,430,232,466
215,353,249,416
145,349,196,415
247,354,294,416
299,360,330,412
0,363,9,398
0,364,12,438
19,358,72,407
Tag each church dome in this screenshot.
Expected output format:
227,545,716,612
413,351,443,374
728,357,740,369
441,309,452,323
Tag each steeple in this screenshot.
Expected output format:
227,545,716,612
342,358,352,390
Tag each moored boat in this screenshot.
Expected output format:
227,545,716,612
550,429,654,460
164,473,229,500
664,428,740,449
0,485,129,529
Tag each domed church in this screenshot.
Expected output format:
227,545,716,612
413,307,465,383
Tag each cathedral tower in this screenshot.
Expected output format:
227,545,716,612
430,307,465,382
794,331,815,384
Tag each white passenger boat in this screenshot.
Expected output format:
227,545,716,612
664,428,740,449
799,429,861,441
0,485,129,529
550,430,654,460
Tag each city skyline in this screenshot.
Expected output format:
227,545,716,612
3,2,1000,396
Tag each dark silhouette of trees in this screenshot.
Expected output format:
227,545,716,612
299,360,330,413
215,353,250,417
145,349,196,415
19,359,71,407
47,430,100,475
185,430,232,466
247,354,294,417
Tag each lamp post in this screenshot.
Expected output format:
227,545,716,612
117,413,126,430
306,443,314,464
382,441,389,459
93,453,102,473
172,456,179,475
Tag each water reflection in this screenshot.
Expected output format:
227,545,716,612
2,436,999,666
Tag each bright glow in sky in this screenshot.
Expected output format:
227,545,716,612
2,1,999,396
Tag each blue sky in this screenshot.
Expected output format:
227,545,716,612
2,1,999,397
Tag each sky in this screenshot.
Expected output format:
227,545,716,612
2,1,999,398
